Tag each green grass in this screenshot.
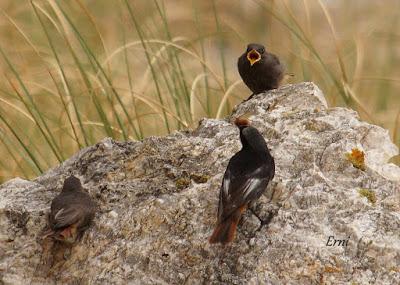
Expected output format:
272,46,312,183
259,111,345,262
0,0,399,182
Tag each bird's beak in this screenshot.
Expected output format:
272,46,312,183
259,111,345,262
246,49,261,66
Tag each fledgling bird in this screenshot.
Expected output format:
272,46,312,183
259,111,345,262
209,118,275,244
238,43,284,97
44,175,96,243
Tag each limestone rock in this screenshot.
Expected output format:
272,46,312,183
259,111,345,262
1,82,399,284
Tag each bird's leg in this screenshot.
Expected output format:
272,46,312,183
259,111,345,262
63,245,73,260
248,207,262,223
248,202,276,232
243,93,255,103
248,93,256,101
248,207,265,233
265,99,279,112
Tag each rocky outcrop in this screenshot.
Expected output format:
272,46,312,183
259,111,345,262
1,82,399,284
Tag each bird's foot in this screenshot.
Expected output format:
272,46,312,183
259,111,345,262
242,93,255,103
249,208,267,232
249,204,278,233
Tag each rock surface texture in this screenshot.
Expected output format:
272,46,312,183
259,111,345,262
1,82,399,284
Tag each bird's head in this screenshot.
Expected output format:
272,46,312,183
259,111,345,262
62,175,82,192
234,117,251,130
246,43,265,66
234,116,269,153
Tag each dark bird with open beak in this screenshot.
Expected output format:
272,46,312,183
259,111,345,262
209,118,275,244
238,43,284,97
44,175,96,243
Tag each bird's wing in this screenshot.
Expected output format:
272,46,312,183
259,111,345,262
218,165,270,222
51,205,83,229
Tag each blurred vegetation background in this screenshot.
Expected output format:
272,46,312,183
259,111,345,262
0,0,399,182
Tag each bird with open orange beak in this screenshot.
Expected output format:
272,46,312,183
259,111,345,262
238,43,284,98
209,118,275,245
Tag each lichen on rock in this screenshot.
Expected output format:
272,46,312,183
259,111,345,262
358,188,377,205
346,148,366,171
1,82,399,284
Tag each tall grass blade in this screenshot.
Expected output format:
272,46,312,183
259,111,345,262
124,0,171,133
0,49,64,162
212,0,230,114
0,109,43,173
52,2,131,140
154,1,190,110
122,26,144,140
192,1,211,117
0,131,31,178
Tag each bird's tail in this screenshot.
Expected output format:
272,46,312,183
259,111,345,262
209,205,246,244
40,226,78,244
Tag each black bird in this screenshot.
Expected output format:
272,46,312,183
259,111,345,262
44,175,96,243
209,118,275,244
238,43,284,97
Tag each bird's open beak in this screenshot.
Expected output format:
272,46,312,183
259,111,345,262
246,49,261,66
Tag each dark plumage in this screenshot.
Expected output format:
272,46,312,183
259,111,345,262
238,43,284,96
45,175,96,243
209,118,275,244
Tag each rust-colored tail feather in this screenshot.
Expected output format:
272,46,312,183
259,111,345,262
209,206,246,244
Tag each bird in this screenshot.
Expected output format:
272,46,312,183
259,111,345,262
237,43,284,98
209,117,275,244
43,175,96,243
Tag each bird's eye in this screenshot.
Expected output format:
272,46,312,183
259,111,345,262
259,48,265,54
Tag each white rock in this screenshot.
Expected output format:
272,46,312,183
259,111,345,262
0,82,399,284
